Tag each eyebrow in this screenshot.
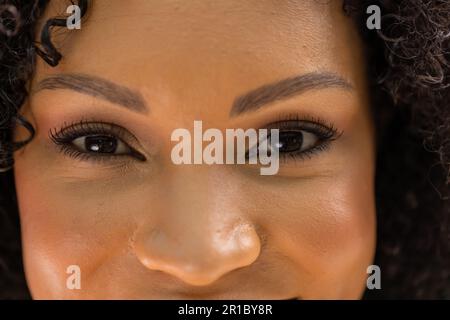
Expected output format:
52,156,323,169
36,74,148,114
230,72,353,117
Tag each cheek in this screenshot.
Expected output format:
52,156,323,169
14,169,75,298
13,159,143,298
251,171,376,299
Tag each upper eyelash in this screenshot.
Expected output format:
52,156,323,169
49,120,128,144
268,113,342,138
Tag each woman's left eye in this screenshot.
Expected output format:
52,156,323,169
273,130,319,154
72,135,131,155
247,118,341,162
247,130,320,160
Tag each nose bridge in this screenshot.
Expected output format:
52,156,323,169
133,167,261,286
170,166,216,223
166,167,226,256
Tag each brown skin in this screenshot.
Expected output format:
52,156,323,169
13,0,376,299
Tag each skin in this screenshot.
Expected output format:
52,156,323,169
13,0,376,299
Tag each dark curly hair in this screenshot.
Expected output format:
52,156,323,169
0,0,448,299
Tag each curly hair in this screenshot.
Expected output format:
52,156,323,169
0,0,448,299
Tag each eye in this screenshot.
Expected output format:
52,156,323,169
49,121,146,162
247,117,341,162
72,134,131,155
273,130,319,154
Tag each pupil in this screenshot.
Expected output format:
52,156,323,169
277,132,304,153
85,135,118,153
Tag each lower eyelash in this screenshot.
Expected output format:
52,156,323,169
53,142,131,163
279,139,333,164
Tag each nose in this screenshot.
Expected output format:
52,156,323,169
132,168,261,286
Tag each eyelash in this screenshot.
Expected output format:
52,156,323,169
49,120,146,163
262,113,343,162
49,115,342,164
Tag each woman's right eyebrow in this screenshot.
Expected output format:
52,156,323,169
35,73,149,114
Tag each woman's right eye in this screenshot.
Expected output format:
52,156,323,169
49,121,146,162
72,135,132,155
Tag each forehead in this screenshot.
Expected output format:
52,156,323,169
33,0,366,113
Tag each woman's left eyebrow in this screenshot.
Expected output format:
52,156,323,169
35,73,148,114
230,72,353,117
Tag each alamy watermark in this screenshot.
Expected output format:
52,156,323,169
66,264,81,290
366,264,381,290
66,5,81,30
171,121,280,175
366,5,381,30
63,3,381,31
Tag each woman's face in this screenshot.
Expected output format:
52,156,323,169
14,0,376,299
